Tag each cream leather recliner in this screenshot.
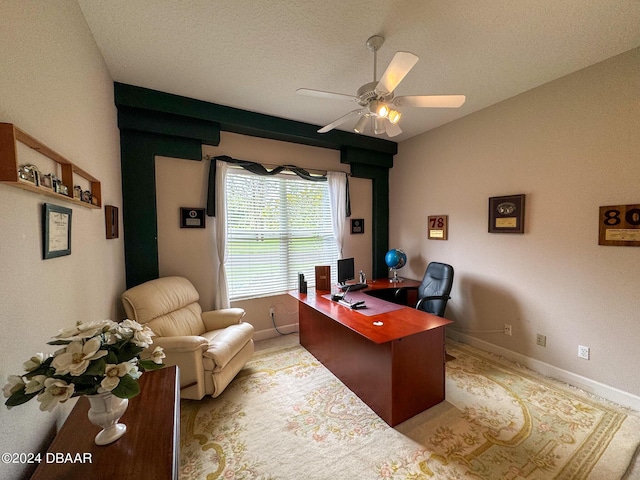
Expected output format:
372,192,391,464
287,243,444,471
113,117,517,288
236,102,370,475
121,276,254,399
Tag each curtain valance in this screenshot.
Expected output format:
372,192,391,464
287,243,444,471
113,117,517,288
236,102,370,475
206,155,350,217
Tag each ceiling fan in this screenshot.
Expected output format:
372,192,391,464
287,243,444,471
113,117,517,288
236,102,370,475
297,35,466,138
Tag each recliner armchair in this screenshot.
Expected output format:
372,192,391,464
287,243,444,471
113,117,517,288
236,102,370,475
121,276,254,399
395,262,454,317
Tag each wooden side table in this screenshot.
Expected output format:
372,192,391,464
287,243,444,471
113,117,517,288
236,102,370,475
31,366,179,480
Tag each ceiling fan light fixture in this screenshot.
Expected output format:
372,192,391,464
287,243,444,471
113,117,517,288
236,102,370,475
369,100,389,119
374,117,386,135
377,103,389,118
354,115,368,134
388,109,401,124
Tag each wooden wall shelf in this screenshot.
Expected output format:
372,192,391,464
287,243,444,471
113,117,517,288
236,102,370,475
0,123,101,208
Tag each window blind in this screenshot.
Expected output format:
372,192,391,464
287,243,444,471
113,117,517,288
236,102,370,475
226,169,338,300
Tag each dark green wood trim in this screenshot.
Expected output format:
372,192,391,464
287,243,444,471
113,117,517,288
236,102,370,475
115,82,397,155
342,148,391,279
118,107,220,146
115,83,396,287
119,130,203,288
340,146,394,169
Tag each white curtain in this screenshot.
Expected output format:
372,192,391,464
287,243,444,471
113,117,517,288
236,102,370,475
327,171,347,258
213,160,230,309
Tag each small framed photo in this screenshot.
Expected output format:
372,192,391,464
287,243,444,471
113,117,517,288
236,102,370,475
105,205,119,239
43,203,72,259
489,194,525,234
40,174,53,190
350,218,364,234
428,215,448,240
180,208,206,228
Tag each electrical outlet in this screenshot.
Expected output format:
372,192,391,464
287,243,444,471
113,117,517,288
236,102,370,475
269,306,275,316
578,345,590,360
536,334,546,347
504,324,512,336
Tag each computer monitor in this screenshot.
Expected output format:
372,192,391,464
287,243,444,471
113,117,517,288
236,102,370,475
337,257,355,286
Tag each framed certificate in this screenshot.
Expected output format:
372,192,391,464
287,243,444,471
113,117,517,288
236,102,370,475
43,203,72,259
489,194,525,234
180,208,206,228
598,204,640,246
350,218,364,234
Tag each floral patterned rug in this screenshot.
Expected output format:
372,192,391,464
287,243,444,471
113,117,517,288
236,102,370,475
179,339,640,479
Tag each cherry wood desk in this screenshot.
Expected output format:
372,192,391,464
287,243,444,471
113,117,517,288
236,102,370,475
290,280,452,426
31,366,180,480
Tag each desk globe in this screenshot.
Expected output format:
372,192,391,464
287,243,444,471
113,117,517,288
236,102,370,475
385,248,407,283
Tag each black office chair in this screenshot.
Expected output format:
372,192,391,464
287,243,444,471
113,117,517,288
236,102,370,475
395,262,454,317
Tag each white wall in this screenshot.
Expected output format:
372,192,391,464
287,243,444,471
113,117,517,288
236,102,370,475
0,2,124,478
390,48,640,407
156,132,372,339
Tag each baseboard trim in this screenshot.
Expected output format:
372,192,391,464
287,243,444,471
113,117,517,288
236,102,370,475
254,323,299,341
447,330,640,412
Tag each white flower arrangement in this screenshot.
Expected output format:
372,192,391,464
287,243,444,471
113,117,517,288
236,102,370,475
3,319,165,412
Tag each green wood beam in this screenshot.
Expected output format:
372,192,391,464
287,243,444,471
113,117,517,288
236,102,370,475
118,107,220,146
114,82,397,155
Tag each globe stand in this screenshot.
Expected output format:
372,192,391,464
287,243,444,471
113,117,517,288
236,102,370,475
389,267,404,283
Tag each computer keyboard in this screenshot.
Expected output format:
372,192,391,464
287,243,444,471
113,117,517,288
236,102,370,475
339,283,367,291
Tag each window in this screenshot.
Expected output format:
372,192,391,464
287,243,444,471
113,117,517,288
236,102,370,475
225,169,338,300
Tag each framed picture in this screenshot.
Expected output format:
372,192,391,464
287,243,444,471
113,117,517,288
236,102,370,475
40,174,53,190
351,218,364,234
428,215,448,240
598,204,640,246
43,203,72,259
488,194,525,234
180,208,206,228
105,205,119,239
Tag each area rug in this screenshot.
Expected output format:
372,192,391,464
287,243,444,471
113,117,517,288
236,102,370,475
179,340,640,479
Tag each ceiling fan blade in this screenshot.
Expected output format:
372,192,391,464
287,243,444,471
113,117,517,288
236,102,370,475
375,51,419,96
394,95,466,108
317,109,363,133
385,121,402,137
296,88,357,102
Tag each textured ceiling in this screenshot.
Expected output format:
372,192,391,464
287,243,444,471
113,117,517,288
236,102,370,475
77,0,640,143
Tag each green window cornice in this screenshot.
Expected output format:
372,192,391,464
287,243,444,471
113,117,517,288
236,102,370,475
114,83,396,287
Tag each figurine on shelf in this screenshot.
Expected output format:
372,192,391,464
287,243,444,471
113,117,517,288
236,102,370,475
17,165,39,185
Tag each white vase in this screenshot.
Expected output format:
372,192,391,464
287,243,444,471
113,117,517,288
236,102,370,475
86,392,128,445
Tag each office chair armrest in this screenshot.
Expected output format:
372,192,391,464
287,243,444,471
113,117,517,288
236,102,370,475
415,294,451,311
